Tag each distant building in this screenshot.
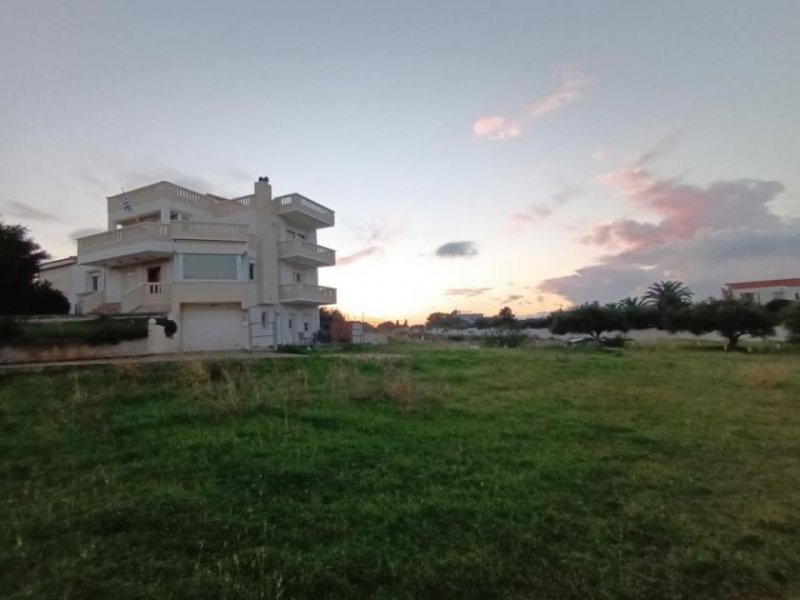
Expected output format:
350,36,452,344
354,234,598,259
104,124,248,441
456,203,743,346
724,278,800,304
457,312,484,325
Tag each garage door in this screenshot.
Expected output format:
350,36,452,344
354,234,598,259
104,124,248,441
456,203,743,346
182,303,244,352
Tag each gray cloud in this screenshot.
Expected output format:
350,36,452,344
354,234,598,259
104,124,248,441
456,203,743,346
511,185,581,229
435,241,478,258
445,287,492,297
2,200,58,222
501,294,524,303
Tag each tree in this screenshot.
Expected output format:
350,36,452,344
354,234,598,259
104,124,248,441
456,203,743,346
616,297,658,329
664,299,778,350
0,219,69,315
376,321,396,332
548,303,629,340
318,307,346,342
425,311,468,330
495,306,516,328
782,302,800,342
643,281,694,312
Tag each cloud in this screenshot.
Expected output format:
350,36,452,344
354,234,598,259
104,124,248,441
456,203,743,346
445,287,492,297
435,241,478,258
510,185,580,230
539,142,795,304
337,246,383,266
473,74,591,140
69,227,104,240
2,200,58,222
501,294,524,303
339,220,400,267
586,153,783,250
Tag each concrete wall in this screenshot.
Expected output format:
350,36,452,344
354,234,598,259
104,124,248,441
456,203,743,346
0,339,149,365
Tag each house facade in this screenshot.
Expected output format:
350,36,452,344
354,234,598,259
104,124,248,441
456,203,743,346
724,278,800,304
46,178,336,351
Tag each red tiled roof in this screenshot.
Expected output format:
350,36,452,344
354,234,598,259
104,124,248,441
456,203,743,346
726,278,800,290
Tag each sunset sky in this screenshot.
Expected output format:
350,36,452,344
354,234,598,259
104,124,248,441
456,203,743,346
1,0,798,322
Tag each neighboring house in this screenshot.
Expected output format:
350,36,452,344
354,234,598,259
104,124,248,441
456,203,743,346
457,312,484,325
724,278,800,304
48,178,336,351
39,256,90,314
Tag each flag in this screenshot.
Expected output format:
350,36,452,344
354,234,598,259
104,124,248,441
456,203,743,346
122,190,133,214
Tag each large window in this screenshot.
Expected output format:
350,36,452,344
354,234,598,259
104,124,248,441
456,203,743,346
183,254,238,280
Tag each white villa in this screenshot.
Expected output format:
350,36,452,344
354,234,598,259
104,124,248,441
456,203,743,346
40,178,336,351
724,278,800,304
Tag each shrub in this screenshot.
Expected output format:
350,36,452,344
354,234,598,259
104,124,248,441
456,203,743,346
275,344,312,355
484,331,526,348
4,317,148,347
0,317,21,341
600,335,629,348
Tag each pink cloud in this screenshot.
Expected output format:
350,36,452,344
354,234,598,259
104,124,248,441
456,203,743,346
472,116,522,140
585,141,784,250
337,245,383,266
473,74,591,140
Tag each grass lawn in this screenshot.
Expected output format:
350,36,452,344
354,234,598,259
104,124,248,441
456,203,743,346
2,343,799,598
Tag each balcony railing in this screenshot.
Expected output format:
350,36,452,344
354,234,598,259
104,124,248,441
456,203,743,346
274,194,335,228
278,284,337,305
78,222,250,257
277,240,335,267
121,282,171,313
170,221,249,240
78,223,171,253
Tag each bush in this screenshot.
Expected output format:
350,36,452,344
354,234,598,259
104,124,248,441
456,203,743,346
0,317,21,341
4,317,149,347
599,335,629,348
484,331,526,348
275,344,312,355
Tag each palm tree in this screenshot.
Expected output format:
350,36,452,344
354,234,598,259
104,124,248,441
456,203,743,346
643,281,693,311
617,296,645,309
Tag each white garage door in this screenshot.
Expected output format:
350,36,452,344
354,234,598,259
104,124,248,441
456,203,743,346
182,304,244,352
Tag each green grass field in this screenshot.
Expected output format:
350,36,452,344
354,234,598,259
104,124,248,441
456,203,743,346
2,344,800,598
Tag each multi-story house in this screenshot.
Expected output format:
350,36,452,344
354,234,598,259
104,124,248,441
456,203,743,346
48,177,336,351
724,278,800,304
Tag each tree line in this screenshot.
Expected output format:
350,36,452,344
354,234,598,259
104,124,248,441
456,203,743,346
426,281,800,350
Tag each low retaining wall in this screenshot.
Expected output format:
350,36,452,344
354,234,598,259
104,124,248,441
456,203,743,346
0,339,149,365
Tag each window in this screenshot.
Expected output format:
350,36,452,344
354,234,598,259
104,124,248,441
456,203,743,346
288,318,293,329
293,272,302,283
147,266,161,283
304,322,310,332
795,293,799,300
249,263,255,281
183,254,238,280
90,274,100,291
261,311,268,326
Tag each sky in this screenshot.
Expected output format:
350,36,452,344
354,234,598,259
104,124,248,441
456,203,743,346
1,0,798,322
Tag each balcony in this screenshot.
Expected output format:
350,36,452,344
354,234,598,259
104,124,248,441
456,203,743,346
278,240,336,268
278,283,337,305
77,222,250,266
274,194,334,229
